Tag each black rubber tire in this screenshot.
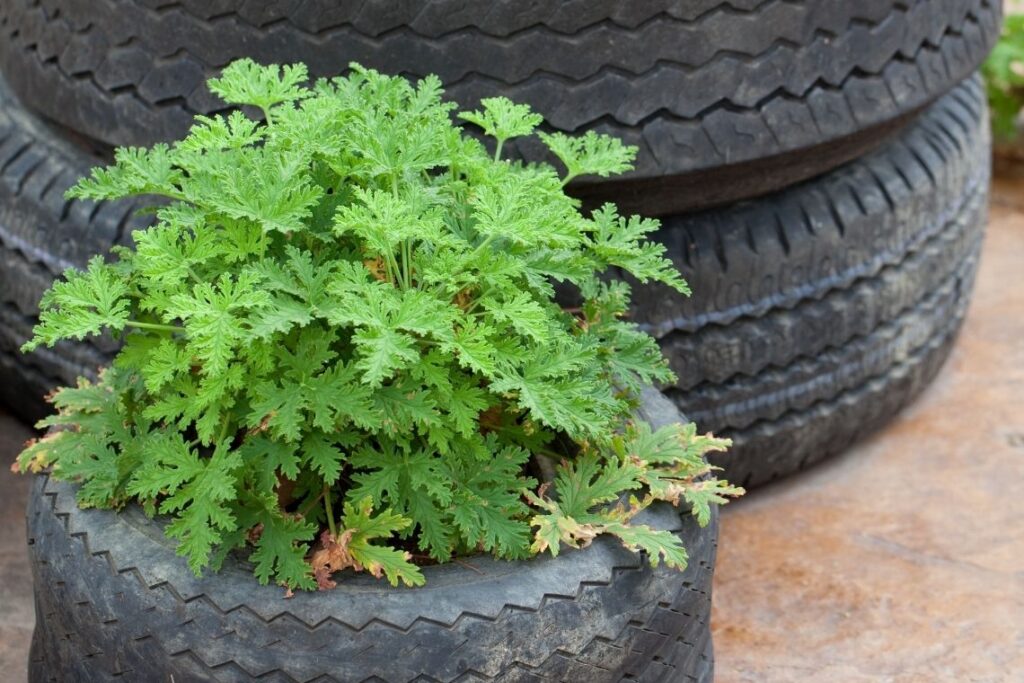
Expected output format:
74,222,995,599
25,390,717,683
630,74,990,489
0,0,1002,215
0,76,146,424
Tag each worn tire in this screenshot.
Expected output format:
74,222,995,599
0,0,1002,215
630,75,990,489
26,390,716,683
0,76,145,423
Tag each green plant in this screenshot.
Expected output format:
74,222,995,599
984,13,1024,141
16,60,742,591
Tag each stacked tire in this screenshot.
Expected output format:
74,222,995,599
0,2,998,480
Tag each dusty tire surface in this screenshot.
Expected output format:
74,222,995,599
0,77,145,423
631,75,990,489
0,0,1002,214
26,391,717,683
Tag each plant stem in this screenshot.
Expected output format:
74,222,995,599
323,485,337,537
385,252,402,288
125,320,182,333
402,239,412,288
390,173,413,289
297,490,326,519
494,139,505,162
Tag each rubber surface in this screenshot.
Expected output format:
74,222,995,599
0,76,145,423
0,0,1002,215
631,75,990,489
26,389,717,683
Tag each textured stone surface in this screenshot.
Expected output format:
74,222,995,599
713,179,1024,682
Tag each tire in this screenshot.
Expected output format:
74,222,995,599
628,74,990,489
26,389,717,683
0,0,1002,215
0,76,145,423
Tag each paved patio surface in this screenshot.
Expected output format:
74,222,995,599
712,177,1024,682
0,179,1022,681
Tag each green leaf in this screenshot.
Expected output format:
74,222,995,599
587,204,690,293
683,479,746,527
141,339,192,393
444,322,498,377
247,381,309,443
480,292,550,343
459,97,543,153
67,144,183,201
446,438,533,558
604,522,690,569
149,444,242,575
301,431,348,484
25,256,131,351
539,130,637,183
352,327,420,387
334,496,425,587
207,59,310,115
54,432,122,508
237,435,301,481
445,381,491,438
165,271,270,376
246,494,317,590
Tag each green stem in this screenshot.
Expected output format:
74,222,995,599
297,490,326,519
469,233,498,261
402,239,412,289
385,252,402,288
494,138,505,162
125,320,182,334
390,173,413,289
323,485,337,537
560,172,578,188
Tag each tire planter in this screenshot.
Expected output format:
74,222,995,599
629,74,990,489
0,76,144,423
26,390,718,682
0,0,1002,215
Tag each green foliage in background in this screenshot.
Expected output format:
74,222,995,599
16,60,742,591
984,14,1024,141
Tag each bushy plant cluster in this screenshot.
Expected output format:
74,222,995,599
17,60,741,590
984,13,1024,141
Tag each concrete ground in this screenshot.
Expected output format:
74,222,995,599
0,410,33,683
713,178,1024,682
0,180,1022,681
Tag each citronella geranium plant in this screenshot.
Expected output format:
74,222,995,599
16,60,742,591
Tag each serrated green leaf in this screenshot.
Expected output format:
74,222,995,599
25,256,131,351
207,59,310,115
539,130,637,183
459,97,543,157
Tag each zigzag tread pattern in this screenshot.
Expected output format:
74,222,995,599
659,158,986,392
706,303,971,489
674,248,979,433
26,464,716,681
0,0,1000,183
129,0,874,39
641,74,989,487
0,74,144,420
630,75,987,338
